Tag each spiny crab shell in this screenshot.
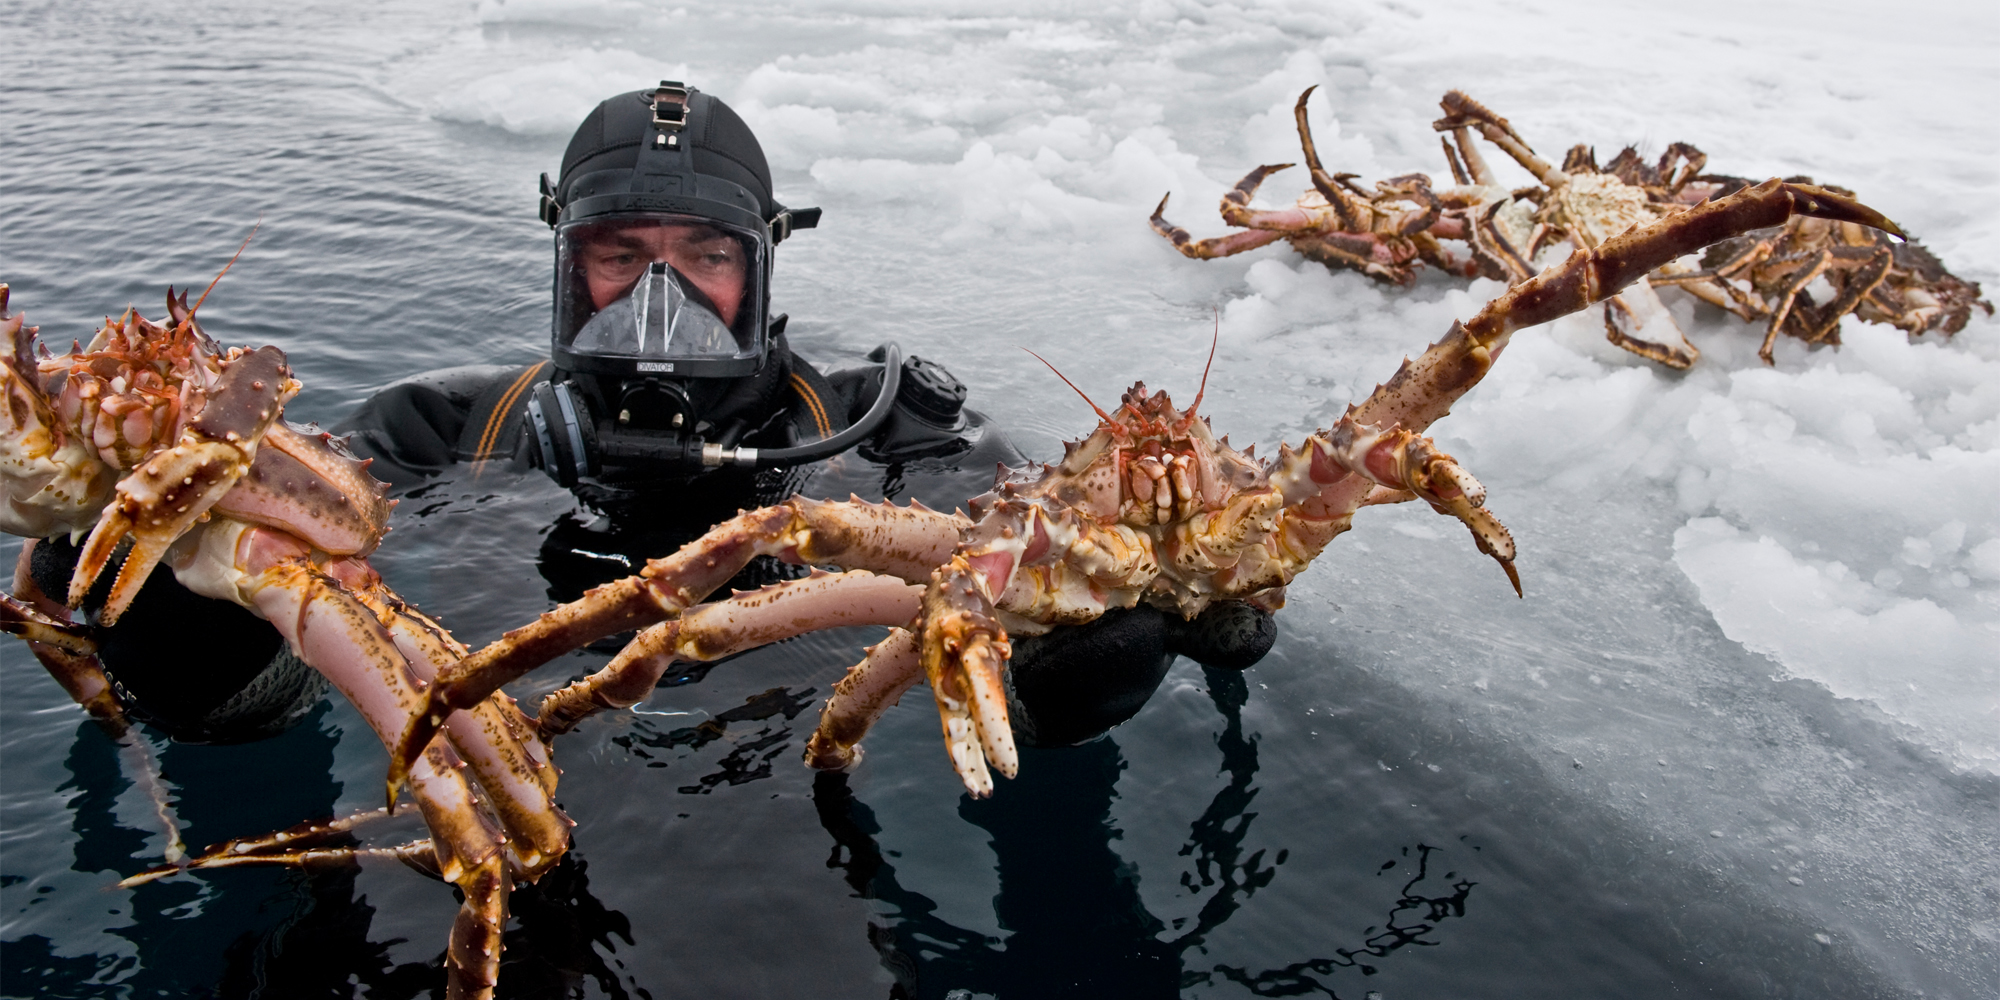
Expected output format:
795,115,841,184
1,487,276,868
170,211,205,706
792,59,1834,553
0,285,223,539
964,376,1504,635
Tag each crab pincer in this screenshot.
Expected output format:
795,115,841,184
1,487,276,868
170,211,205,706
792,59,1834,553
68,345,295,621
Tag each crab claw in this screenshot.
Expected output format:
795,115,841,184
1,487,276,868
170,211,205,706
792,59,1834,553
1414,459,1521,597
69,345,294,623
921,553,1020,797
397,496,968,787
1275,420,1521,595
0,592,100,653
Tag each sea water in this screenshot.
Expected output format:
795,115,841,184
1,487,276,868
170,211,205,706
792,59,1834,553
2,1,1994,996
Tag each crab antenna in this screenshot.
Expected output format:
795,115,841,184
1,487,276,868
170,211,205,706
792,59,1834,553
1023,348,1115,424
185,218,262,324
1187,309,1219,418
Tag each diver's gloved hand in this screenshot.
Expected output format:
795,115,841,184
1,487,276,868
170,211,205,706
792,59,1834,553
1004,601,1275,748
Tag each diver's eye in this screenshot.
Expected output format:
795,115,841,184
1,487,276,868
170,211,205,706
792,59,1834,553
588,251,644,277
684,244,740,273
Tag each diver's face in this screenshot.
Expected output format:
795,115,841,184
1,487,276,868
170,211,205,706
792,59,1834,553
578,221,749,325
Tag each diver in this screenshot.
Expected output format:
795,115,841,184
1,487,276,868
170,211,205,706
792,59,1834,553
333,80,1017,523
19,82,1273,754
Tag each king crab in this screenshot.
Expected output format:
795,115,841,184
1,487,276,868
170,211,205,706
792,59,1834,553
1649,188,1992,363
1149,87,1532,287
1,178,1901,997
0,275,566,999
406,178,1902,802
1431,89,1739,369
1435,91,1991,367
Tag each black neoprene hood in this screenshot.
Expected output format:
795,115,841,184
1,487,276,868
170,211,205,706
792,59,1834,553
549,84,774,232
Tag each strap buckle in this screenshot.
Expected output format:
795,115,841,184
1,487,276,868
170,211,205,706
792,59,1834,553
538,172,560,228
651,80,690,131
769,206,822,244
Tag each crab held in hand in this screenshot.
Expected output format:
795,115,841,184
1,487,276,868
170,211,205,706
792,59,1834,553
410,178,1904,800
0,281,569,999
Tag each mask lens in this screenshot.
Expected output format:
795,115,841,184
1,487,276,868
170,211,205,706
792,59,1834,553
555,214,767,372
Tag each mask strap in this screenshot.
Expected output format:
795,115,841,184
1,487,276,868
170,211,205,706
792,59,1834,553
630,83,703,196
649,81,690,151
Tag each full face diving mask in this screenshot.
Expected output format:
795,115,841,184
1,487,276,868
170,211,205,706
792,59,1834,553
551,213,769,381
532,212,786,487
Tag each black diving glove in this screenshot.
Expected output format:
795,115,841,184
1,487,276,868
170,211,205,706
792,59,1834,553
1003,601,1275,748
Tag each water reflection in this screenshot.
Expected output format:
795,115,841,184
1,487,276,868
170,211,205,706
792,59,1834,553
9,632,1481,997
809,665,1480,1000
497,855,646,1000
3,704,643,998
2,708,434,995
615,686,822,792
1209,843,1475,995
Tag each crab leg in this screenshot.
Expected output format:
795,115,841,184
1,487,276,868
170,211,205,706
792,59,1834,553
1149,163,1297,259
158,804,417,867
1293,86,1377,232
536,569,923,739
919,554,1018,796
1434,90,1563,187
1,591,100,656
1261,179,1900,589
122,841,439,887
406,497,966,770
1654,253,1772,322
1440,137,1471,187
802,628,924,772
1467,200,1538,281
1759,248,1837,361
125,840,442,888
1799,244,1894,346
1445,125,1498,187
118,807,427,891
343,574,573,876
9,541,128,720
1603,278,1701,369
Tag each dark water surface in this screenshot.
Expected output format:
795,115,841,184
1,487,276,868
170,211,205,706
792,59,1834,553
3,1,1994,998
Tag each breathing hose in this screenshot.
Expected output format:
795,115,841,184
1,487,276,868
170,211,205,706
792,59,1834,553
702,342,903,469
